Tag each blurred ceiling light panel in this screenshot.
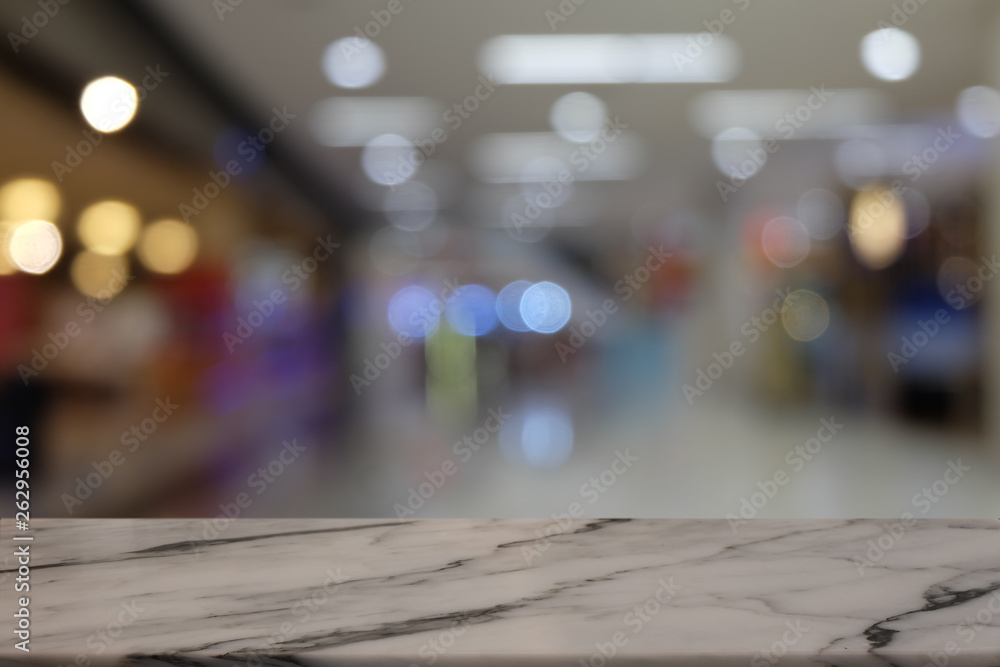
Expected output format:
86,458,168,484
362,134,418,186
383,181,438,231
0,178,60,222
76,200,141,255
137,219,198,274
445,284,499,337
70,251,129,298
322,37,385,89
711,127,766,178
688,89,891,138
479,34,739,84
7,220,62,274
496,280,533,332
781,289,830,342
470,132,643,183
860,28,920,82
387,285,439,338
956,86,1000,139
550,92,607,142
520,281,572,333
308,97,442,147
848,186,906,269
80,76,138,132
796,189,844,240
761,216,811,268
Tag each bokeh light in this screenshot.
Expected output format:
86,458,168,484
77,200,141,256
70,251,129,298
499,403,574,469
383,181,437,231
782,289,830,342
496,280,533,332
937,257,982,309
322,38,385,89
362,134,416,186
0,221,20,275
387,285,439,338
712,127,765,178
956,85,1000,139
7,219,62,274
137,219,198,274
550,91,607,143
520,281,572,333
0,178,60,222
848,186,906,270
761,216,811,268
860,28,920,81
80,76,138,132
445,284,499,337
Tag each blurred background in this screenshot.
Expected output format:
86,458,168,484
2,0,1000,520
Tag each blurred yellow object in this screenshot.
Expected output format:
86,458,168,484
138,219,198,274
0,178,60,223
848,185,905,269
70,251,129,298
77,200,141,256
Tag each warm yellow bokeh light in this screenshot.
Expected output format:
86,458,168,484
70,251,129,298
77,200,141,256
782,289,830,342
0,178,60,222
848,186,905,270
138,219,198,274
80,76,138,133
0,221,20,275
7,219,62,274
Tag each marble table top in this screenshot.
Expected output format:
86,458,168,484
1,518,999,666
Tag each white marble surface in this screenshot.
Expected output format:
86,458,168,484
1,518,999,666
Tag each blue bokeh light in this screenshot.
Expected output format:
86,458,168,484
387,285,440,338
496,280,533,332
520,281,571,333
445,284,498,336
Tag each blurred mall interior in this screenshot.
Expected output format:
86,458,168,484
1,0,1000,520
